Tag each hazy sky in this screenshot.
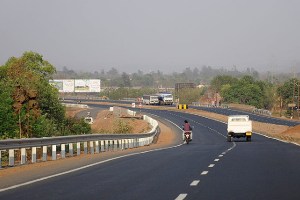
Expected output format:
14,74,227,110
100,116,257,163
1,0,300,73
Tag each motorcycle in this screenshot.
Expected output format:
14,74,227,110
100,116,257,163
183,131,192,144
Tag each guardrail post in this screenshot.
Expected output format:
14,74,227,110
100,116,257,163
121,139,124,150
21,148,26,165
118,140,121,150
110,140,113,151
32,147,37,163
90,141,94,154
130,139,133,148
61,144,66,159
84,142,88,154
77,142,81,156
106,140,110,151
139,138,142,147
0,150,2,168
106,140,109,151
125,139,128,149
69,143,73,156
42,146,47,161
105,140,110,151
114,140,118,151
9,149,14,166
95,141,99,153
52,145,57,160
101,140,105,152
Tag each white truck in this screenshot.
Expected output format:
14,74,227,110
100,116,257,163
227,115,252,142
157,92,173,105
142,95,159,105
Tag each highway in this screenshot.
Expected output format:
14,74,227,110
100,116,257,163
65,98,300,126
0,106,299,199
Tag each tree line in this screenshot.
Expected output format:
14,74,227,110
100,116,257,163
54,66,264,88
210,75,299,117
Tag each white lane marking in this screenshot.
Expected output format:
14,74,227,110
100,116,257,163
0,143,183,192
222,152,226,155
190,180,200,186
175,193,187,200
201,171,209,175
208,164,215,168
255,131,300,147
218,155,223,157
214,159,219,162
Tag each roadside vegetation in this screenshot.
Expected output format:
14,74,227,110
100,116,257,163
210,75,299,118
0,52,91,139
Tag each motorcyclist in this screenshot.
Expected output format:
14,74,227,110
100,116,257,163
183,120,192,131
182,120,192,141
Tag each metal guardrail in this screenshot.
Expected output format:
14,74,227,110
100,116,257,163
252,108,272,116
191,102,272,116
0,112,158,168
0,132,157,151
191,102,229,109
62,103,89,108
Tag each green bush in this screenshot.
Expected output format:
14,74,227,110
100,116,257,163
113,119,133,133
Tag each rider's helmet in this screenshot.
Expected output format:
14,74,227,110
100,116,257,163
184,120,188,123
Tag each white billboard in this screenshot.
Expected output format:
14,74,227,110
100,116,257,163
88,79,101,92
74,79,101,93
50,79,100,93
63,79,75,92
49,80,64,92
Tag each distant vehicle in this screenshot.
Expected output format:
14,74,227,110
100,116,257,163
227,115,252,142
142,95,159,105
157,92,173,105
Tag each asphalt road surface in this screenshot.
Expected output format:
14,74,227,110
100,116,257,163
190,106,300,127
0,106,299,200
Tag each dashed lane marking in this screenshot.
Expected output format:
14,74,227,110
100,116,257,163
208,164,215,168
218,155,223,157
201,171,209,175
190,180,200,186
214,159,219,162
175,194,187,200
